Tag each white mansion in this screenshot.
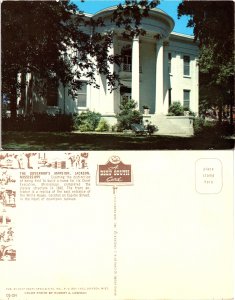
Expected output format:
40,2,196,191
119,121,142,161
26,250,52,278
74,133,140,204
20,6,199,135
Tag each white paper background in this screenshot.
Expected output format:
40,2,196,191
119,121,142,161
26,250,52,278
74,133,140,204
0,150,233,300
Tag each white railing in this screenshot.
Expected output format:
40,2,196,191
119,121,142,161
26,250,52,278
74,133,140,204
121,63,132,72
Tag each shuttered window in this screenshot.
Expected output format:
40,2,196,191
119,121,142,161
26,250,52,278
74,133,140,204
183,90,190,109
183,55,190,76
168,53,172,74
76,82,87,107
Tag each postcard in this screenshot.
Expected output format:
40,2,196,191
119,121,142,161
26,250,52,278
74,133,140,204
1,0,234,299
0,150,233,300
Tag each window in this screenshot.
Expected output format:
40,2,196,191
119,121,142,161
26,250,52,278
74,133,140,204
183,55,190,76
120,86,132,101
121,47,132,72
76,82,87,107
123,54,132,66
183,90,190,109
47,79,58,106
168,53,172,74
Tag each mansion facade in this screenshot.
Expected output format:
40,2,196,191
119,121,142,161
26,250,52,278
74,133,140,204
18,6,199,134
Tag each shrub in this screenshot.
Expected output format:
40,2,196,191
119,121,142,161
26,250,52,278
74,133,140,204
146,123,158,135
193,118,233,137
78,123,94,132
116,98,142,131
73,110,101,132
203,120,233,137
183,107,196,116
111,124,118,132
95,118,110,132
168,102,184,116
189,110,196,116
193,117,205,135
2,113,74,132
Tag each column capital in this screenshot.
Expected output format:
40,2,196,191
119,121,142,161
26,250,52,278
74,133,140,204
163,40,169,47
133,35,139,41
156,39,163,47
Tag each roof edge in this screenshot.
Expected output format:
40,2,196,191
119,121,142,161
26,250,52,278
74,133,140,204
93,5,174,30
170,32,195,40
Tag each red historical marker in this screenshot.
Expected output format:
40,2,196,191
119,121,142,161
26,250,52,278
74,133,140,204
97,156,132,186
97,156,133,296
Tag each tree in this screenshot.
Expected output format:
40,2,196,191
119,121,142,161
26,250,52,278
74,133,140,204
116,97,142,130
178,1,234,124
2,0,158,118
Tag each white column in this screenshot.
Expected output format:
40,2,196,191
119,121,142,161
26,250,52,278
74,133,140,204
194,59,199,115
163,47,169,114
155,40,164,114
132,36,140,109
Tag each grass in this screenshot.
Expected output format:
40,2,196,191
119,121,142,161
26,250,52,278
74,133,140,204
1,131,234,150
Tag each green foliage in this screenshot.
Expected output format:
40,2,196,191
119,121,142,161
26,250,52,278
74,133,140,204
116,98,142,131
2,1,160,118
178,2,234,72
193,117,205,135
183,107,196,116
142,105,149,109
2,113,74,132
168,102,184,116
146,123,158,135
178,1,234,124
193,118,233,137
119,97,136,111
189,110,196,117
73,110,101,132
95,118,110,132
111,124,118,132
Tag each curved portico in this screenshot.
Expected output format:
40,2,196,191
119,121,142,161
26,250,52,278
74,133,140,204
93,6,175,115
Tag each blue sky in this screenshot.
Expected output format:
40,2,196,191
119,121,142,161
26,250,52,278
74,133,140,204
71,0,193,36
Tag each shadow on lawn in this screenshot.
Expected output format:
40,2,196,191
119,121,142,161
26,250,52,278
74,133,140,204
2,131,234,150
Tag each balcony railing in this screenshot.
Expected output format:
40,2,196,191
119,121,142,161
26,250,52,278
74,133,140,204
120,63,142,73
121,63,132,72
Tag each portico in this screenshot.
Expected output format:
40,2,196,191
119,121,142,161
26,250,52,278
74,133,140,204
129,35,165,114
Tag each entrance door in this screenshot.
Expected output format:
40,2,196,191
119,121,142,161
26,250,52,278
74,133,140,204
120,86,132,101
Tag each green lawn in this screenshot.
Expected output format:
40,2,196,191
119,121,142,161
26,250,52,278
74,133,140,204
1,131,234,150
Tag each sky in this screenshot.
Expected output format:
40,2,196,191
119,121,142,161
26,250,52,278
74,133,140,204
71,0,194,36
